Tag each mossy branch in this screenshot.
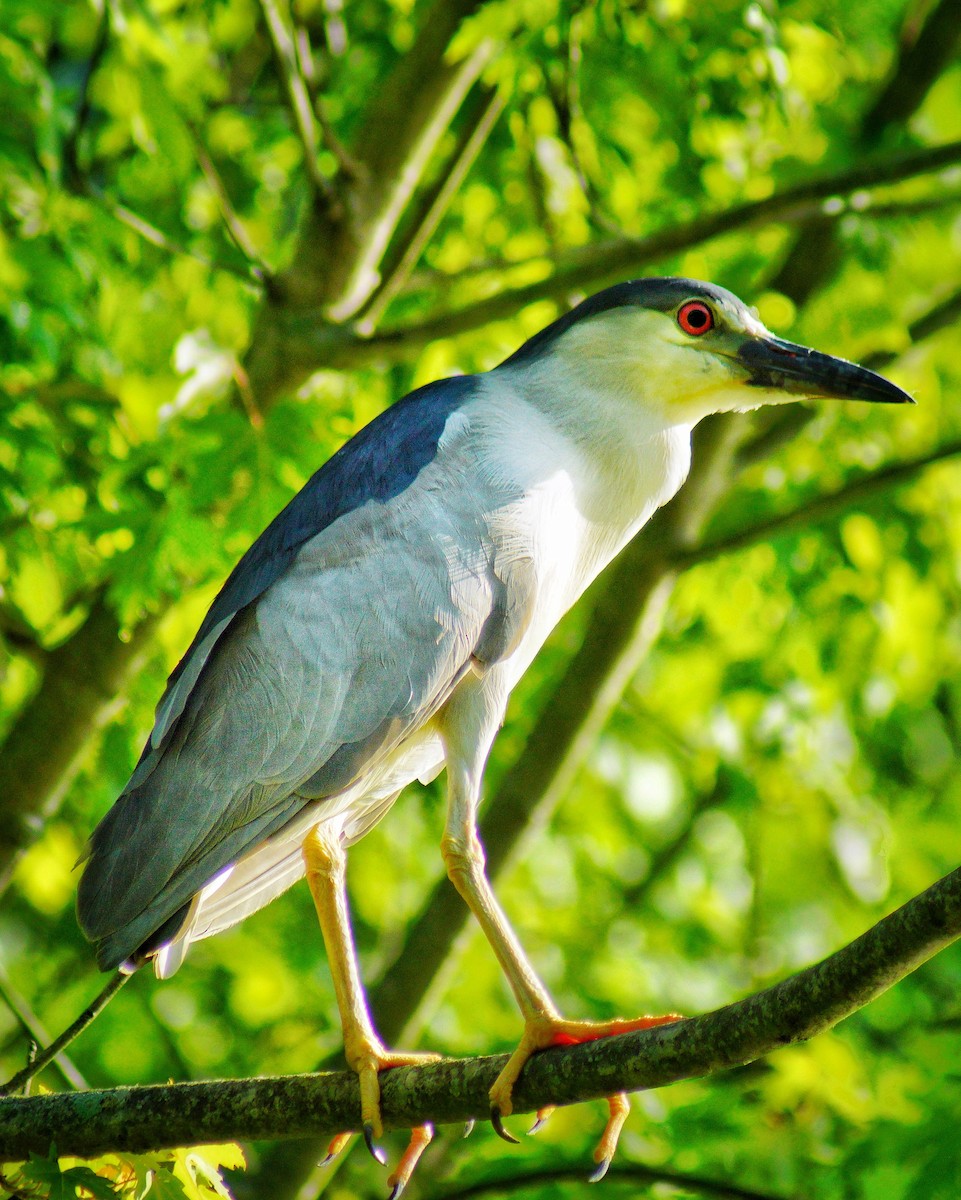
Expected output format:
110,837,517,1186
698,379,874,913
2,864,959,1160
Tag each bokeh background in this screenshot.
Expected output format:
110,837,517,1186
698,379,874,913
2,0,961,1196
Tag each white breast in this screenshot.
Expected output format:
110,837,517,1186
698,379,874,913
462,376,695,687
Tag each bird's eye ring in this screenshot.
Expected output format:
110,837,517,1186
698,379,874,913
677,301,715,336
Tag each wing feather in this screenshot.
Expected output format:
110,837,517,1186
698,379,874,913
143,375,477,769
77,383,532,970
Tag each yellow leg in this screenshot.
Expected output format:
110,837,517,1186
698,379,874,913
441,765,681,1161
303,827,439,1164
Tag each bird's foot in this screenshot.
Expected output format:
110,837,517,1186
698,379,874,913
489,1010,682,1164
320,1120,434,1199
318,1041,440,1180
351,1043,442,1162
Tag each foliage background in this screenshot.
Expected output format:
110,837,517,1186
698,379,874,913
1,0,961,1196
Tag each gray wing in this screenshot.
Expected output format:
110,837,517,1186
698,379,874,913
78,390,534,970
144,374,477,770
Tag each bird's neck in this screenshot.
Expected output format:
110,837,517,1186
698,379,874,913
474,367,695,605
493,360,696,530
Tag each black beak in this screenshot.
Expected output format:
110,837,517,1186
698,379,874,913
737,335,915,405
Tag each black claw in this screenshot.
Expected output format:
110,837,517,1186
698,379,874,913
363,1122,388,1166
462,1119,475,1139
319,1153,336,1168
490,1106,521,1145
388,1183,405,1200
588,1158,613,1184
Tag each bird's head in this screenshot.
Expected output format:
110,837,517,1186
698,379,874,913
502,278,914,425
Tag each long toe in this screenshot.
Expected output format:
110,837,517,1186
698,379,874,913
386,1124,433,1199
487,1025,544,1130
353,1047,441,1168
528,1105,555,1135
319,1131,352,1167
588,1093,630,1182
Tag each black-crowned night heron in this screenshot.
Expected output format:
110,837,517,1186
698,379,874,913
78,278,912,1190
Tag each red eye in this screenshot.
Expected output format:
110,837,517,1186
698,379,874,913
677,300,715,336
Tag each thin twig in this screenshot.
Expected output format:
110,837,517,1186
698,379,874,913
358,85,506,332
683,440,961,570
259,0,332,198
0,964,86,1092
294,22,358,177
0,972,130,1098
379,181,961,300
852,188,961,222
187,124,272,281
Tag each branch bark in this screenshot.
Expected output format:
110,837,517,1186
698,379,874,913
3,863,960,1158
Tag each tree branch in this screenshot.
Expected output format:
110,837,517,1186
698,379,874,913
434,1162,790,1200
862,0,961,142
3,863,960,1158
684,439,961,570
267,137,961,384
259,0,331,199
357,83,507,333
0,598,158,893
770,0,960,303
377,137,961,341
0,973,129,1099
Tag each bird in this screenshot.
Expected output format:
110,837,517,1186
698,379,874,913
77,277,912,1191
